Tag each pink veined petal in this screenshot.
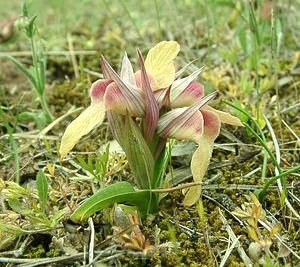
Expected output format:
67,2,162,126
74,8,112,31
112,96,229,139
100,56,145,117
157,108,204,143
104,82,144,117
170,68,203,105
175,59,198,79
90,79,113,104
171,82,204,108
154,89,168,108
120,52,136,86
158,92,217,141
137,49,159,141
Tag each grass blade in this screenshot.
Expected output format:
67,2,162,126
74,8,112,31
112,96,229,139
6,56,38,90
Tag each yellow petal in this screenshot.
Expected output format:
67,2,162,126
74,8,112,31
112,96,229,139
145,41,180,90
205,106,243,126
183,137,213,206
60,103,105,158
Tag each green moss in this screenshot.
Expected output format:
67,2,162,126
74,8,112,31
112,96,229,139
24,244,46,258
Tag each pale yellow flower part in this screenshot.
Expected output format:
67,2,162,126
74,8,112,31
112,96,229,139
182,137,213,206
145,41,180,90
59,103,105,158
205,106,243,126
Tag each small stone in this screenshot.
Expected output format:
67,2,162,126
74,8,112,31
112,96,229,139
248,241,262,261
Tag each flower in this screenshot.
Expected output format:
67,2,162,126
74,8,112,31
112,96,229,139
60,41,243,206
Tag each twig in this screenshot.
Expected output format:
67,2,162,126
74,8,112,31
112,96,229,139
220,236,240,267
88,217,95,265
67,33,80,78
218,208,253,267
138,181,203,193
83,68,104,78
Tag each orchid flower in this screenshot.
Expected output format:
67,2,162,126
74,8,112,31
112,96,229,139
60,41,242,221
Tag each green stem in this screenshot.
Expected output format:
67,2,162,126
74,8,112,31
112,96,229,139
257,165,300,201
244,123,282,173
40,94,54,123
31,37,53,122
153,0,162,39
30,37,42,94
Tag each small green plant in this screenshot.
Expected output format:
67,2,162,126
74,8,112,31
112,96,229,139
60,41,242,222
0,173,66,250
7,2,53,125
76,144,110,183
233,193,282,265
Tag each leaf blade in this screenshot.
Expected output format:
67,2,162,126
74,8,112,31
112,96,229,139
70,181,150,223
36,170,48,212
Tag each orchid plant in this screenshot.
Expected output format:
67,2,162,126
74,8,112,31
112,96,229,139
60,41,242,222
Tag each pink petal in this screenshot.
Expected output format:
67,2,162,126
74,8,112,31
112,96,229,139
154,89,166,106
100,56,145,117
201,108,221,141
171,82,204,108
104,82,144,117
158,92,217,140
134,70,156,90
158,108,204,143
170,68,203,106
90,79,113,104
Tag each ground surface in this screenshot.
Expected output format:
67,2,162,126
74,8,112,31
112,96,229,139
0,1,299,266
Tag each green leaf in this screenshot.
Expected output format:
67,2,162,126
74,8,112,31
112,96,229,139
0,223,25,235
26,15,37,38
7,198,23,213
23,1,29,17
109,111,155,189
7,56,38,90
36,170,48,213
248,2,260,44
123,113,155,189
70,181,150,223
17,111,47,129
238,29,247,56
